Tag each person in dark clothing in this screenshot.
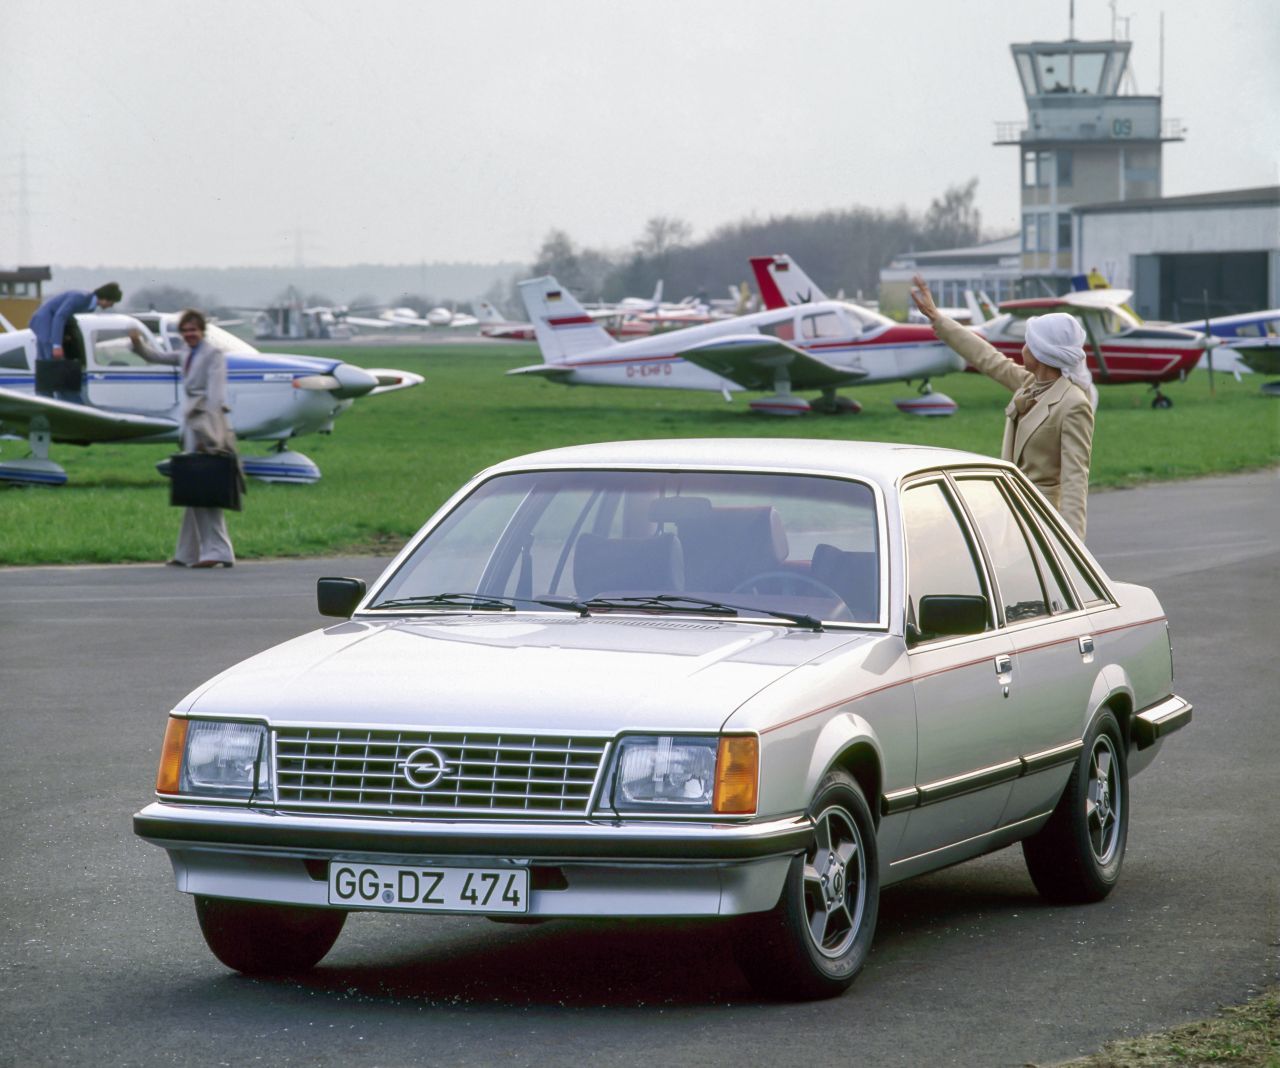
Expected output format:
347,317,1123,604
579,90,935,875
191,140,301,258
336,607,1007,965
31,282,122,402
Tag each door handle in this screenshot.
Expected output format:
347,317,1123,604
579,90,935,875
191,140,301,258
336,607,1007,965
1079,636,1095,660
994,653,1013,699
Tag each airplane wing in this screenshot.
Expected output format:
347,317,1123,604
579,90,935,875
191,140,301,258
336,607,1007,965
674,334,867,392
0,386,178,443
1002,288,1135,314
343,316,396,329
362,369,426,396
506,363,575,379
448,314,479,328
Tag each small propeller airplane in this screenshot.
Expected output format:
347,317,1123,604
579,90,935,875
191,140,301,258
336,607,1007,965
1174,308,1279,384
345,305,479,330
508,272,964,415
0,311,423,486
974,289,1213,408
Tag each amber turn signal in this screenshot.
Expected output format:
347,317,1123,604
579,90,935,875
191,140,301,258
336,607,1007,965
713,736,759,814
155,717,189,794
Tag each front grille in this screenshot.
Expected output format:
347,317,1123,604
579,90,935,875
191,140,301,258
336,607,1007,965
274,728,610,817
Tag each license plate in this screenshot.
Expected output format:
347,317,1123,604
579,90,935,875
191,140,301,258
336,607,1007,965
327,862,528,913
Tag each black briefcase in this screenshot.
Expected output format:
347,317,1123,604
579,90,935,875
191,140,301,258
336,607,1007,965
169,451,244,511
35,359,83,394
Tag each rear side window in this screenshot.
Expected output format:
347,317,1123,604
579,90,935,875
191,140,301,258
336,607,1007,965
955,478,1050,624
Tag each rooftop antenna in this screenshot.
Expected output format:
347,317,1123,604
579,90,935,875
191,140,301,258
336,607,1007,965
1159,11,1165,96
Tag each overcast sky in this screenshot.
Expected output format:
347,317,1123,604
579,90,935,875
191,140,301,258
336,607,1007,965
3,0,1276,269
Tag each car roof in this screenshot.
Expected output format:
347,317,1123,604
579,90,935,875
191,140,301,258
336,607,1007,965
483,438,1012,490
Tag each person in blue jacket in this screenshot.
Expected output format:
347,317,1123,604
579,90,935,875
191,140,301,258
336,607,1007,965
30,282,122,402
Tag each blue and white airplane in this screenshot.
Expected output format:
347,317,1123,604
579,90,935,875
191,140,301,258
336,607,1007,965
0,311,422,486
1174,308,1280,383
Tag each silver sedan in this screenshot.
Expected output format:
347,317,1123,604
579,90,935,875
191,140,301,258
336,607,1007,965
134,439,1190,999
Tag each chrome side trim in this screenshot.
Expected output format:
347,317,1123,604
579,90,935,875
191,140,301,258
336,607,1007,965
1133,694,1193,749
918,758,1023,806
881,787,919,816
1021,739,1084,775
886,740,1083,815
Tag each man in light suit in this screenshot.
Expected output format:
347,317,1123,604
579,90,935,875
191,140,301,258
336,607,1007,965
130,309,238,567
910,275,1095,539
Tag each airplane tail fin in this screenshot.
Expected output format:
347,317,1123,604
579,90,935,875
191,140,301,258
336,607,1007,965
518,276,616,360
652,279,664,307
473,300,505,324
749,254,829,310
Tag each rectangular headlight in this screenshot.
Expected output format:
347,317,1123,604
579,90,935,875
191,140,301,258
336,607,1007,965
610,735,757,815
177,720,271,799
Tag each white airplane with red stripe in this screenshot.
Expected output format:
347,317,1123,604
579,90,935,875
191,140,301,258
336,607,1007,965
976,289,1209,408
510,275,963,415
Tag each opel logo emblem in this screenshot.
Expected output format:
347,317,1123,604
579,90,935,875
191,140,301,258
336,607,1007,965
402,746,453,790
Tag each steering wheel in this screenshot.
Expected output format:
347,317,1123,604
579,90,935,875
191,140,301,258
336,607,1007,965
730,570,843,601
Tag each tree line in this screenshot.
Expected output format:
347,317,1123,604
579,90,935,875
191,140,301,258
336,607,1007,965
518,179,983,309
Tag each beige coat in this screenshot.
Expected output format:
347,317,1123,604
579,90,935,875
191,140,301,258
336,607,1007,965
135,337,236,453
933,316,1094,538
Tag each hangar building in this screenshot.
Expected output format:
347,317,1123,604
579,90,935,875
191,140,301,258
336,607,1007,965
1075,186,1280,320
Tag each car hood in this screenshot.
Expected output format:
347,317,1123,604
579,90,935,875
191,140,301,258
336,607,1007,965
179,614,873,733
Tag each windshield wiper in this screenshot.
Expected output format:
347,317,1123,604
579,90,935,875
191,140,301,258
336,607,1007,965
368,592,587,614
580,594,824,632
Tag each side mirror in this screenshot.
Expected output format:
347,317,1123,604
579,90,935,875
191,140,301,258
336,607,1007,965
317,577,366,618
917,594,988,640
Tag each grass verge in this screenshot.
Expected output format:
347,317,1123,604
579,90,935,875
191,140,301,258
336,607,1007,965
2,342,1276,565
1050,987,1279,1067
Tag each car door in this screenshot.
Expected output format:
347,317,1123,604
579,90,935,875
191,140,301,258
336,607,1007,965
950,472,1099,827
896,476,1018,863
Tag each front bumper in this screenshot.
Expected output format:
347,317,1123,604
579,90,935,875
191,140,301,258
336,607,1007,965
133,803,811,918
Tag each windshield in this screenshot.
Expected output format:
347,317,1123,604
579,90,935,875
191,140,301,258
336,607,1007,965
372,469,882,625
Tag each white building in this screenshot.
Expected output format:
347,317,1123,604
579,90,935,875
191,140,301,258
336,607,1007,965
1074,186,1280,320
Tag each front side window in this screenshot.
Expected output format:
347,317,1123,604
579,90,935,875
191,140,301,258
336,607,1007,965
91,328,148,367
955,478,1050,624
902,481,987,638
373,470,882,625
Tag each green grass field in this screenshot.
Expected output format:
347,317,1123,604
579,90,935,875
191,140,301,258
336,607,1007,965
2,342,1276,565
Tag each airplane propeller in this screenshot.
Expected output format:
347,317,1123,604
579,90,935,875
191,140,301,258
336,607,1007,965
1202,289,1220,396
293,364,380,398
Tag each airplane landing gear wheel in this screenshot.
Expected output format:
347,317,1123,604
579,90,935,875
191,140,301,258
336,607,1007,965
1152,393,1173,409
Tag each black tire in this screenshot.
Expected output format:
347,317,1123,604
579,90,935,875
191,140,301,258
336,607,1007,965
194,896,346,975
734,770,879,1000
1023,710,1129,903
1152,394,1173,409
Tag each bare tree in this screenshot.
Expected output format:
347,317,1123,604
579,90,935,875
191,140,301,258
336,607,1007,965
922,179,982,249
634,215,693,258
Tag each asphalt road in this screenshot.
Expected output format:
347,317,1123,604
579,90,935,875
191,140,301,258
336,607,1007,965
1,471,1276,1067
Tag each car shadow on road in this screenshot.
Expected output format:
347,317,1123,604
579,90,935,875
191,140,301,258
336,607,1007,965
200,855,1056,1009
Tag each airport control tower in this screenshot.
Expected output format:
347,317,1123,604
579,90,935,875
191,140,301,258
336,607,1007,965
996,31,1183,291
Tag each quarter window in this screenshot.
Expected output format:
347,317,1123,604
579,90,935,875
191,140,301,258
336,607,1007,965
1009,480,1109,605
954,479,1050,624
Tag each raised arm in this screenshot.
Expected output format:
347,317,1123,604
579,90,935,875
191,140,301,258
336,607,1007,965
128,328,180,366
910,275,1033,394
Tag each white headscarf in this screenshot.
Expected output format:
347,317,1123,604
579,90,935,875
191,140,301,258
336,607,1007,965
1025,313,1093,396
